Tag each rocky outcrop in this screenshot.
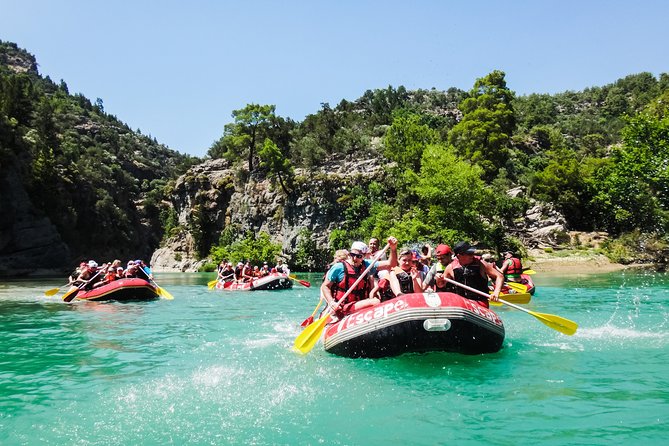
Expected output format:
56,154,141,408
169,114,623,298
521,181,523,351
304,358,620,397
151,157,387,271
0,167,70,276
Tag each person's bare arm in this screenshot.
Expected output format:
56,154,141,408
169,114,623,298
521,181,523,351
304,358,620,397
485,261,504,302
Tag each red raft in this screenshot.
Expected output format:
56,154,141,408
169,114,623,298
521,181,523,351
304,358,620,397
73,278,160,302
501,273,536,295
215,273,293,291
323,292,505,358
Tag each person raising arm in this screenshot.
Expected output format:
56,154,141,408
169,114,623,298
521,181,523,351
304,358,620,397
321,237,398,317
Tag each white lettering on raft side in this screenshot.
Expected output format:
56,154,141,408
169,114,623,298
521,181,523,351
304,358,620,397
337,300,410,333
463,299,502,324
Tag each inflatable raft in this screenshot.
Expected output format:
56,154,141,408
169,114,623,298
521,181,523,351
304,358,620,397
501,273,536,295
73,278,160,302
323,292,505,358
215,273,293,291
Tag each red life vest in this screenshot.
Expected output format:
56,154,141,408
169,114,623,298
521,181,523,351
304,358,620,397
332,261,370,304
506,257,523,276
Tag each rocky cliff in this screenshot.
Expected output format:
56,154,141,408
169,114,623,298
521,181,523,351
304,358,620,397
0,164,70,275
150,157,582,271
151,157,387,271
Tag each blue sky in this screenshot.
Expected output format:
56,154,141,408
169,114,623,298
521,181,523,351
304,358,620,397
2,0,667,157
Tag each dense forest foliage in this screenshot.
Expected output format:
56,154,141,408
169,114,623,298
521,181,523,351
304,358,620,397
207,69,669,264
0,41,199,262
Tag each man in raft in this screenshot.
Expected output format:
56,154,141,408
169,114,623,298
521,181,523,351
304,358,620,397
443,241,504,307
499,250,524,283
321,237,398,317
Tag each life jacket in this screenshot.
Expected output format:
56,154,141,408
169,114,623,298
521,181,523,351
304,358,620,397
332,261,370,304
220,270,235,283
451,256,489,304
105,271,117,282
430,262,454,292
393,267,415,294
506,257,523,277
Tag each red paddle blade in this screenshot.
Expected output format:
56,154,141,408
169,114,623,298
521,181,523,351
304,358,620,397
300,316,314,327
298,280,311,287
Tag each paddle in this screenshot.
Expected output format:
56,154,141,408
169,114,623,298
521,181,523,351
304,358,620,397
523,269,536,275
300,295,324,327
498,298,577,335
44,283,70,296
207,279,218,289
62,270,102,303
294,243,390,354
289,274,311,288
444,277,577,335
505,281,528,293
489,292,531,306
138,267,174,300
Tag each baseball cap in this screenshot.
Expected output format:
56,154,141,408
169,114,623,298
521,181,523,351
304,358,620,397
434,244,452,256
350,241,369,253
453,241,476,255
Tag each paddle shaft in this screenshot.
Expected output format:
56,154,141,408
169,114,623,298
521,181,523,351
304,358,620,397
444,277,495,302
63,270,102,302
138,266,174,300
330,243,390,312
445,277,577,335
295,244,391,354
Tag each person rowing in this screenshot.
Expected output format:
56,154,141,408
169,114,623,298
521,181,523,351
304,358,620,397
321,237,398,318
442,241,504,307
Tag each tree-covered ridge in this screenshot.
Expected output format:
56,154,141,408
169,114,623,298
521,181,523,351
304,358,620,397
207,70,669,263
0,41,199,262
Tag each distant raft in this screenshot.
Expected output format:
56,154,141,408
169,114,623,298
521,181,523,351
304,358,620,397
72,278,160,302
323,292,505,358
501,273,536,296
215,273,293,291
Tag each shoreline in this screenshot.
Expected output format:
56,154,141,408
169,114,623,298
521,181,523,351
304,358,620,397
523,249,640,275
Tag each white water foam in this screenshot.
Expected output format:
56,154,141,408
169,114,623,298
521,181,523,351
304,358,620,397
577,324,668,341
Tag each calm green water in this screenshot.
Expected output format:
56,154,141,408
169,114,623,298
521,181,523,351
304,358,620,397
1,271,667,445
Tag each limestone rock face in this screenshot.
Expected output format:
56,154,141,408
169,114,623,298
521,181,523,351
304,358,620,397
0,168,70,276
150,157,387,271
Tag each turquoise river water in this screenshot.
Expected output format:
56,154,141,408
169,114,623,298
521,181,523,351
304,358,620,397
1,271,667,445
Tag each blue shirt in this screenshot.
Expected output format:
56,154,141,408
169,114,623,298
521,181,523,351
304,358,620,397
326,260,378,284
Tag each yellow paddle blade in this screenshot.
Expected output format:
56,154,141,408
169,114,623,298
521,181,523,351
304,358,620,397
158,286,174,300
207,279,218,289
505,282,528,292
62,288,79,303
294,314,331,354
490,292,531,306
531,311,578,335
523,269,536,275
44,287,61,296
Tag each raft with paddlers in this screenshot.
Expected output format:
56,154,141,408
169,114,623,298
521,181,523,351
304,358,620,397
294,245,576,357
323,292,505,358
215,273,293,291
67,278,160,302
500,273,536,296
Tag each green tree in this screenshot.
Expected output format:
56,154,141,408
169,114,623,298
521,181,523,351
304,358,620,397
258,138,293,195
411,143,491,241
449,70,516,180
384,113,438,172
293,228,330,271
208,104,283,172
590,106,669,234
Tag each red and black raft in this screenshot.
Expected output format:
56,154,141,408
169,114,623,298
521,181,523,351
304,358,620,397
72,278,160,302
215,273,293,291
323,292,505,358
